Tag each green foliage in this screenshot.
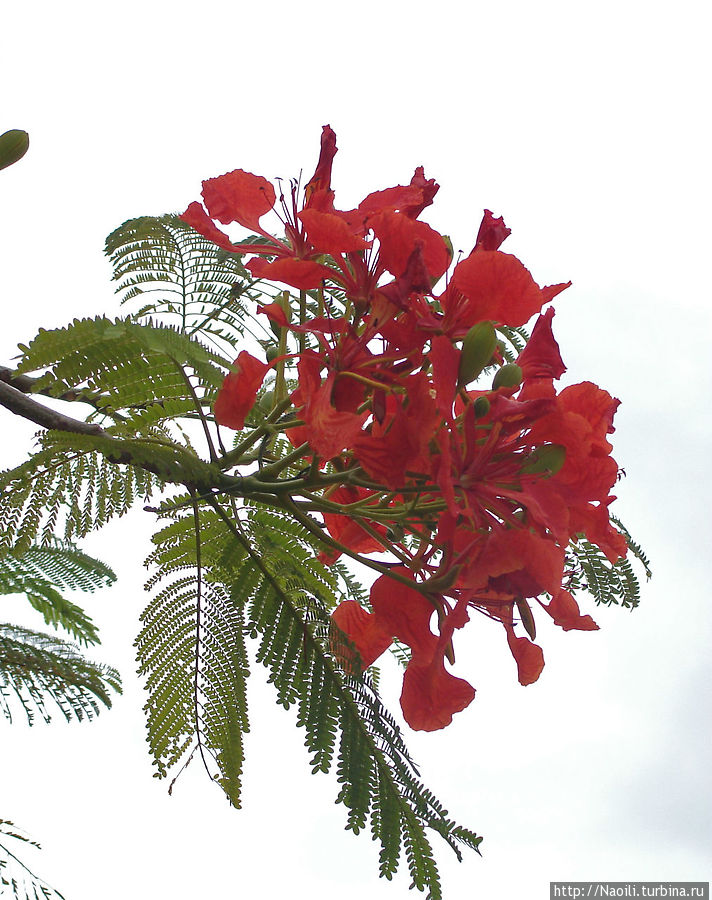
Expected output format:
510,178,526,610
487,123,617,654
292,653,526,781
15,315,228,428
136,499,481,897
0,624,121,725
105,215,260,355
137,505,250,806
0,820,65,900
567,522,651,609
0,540,115,645
0,540,120,730
0,433,158,553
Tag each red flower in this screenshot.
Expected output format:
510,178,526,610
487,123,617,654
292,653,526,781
333,574,475,731
214,351,269,431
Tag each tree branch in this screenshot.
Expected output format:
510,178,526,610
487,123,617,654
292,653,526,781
0,379,103,436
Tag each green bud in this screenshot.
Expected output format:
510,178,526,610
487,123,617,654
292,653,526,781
259,390,275,412
492,363,522,390
0,130,30,171
277,292,293,323
441,234,454,264
457,321,497,386
473,395,491,418
522,444,566,476
514,597,536,640
265,345,280,363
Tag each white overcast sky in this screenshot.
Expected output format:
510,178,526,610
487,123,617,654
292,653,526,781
1,2,710,899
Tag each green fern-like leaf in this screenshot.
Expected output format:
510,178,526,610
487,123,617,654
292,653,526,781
0,434,157,552
0,540,115,646
611,515,652,580
15,317,229,429
0,821,66,900
105,215,264,355
568,533,644,609
0,624,121,725
136,497,481,895
136,506,250,806
233,507,481,898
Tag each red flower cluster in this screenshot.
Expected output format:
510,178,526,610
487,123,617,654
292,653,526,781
182,127,627,732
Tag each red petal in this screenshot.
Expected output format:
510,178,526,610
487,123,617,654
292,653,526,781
247,257,335,291
181,202,245,254
297,365,366,460
505,626,545,685
214,351,269,430
543,590,599,632
479,529,565,599
475,209,511,251
369,574,436,658
541,282,572,303
401,167,440,219
569,502,628,563
558,382,620,444
299,208,370,255
304,125,337,203
400,660,475,731
331,600,392,671
429,335,459,420
201,169,276,231
358,185,424,216
517,308,566,382
371,212,450,282
451,251,550,327
319,487,386,565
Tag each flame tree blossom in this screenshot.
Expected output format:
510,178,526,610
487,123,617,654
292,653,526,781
182,126,632,732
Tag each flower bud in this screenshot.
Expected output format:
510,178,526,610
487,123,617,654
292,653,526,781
0,129,29,171
492,363,522,390
259,390,275,411
473,396,491,418
457,321,496,386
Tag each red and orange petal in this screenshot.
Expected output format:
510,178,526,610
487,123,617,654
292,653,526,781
505,626,545,685
298,208,370,255
517,308,566,383
304,124,337,204
201,169,276,230
370,211,450,282
451,250,558,327
474,209,511,251
358,184,425,216
400,659,475,731
474,529,566,599
369,574,437,658
214,351,269,431
331,600,392,671
181,202,246,254
401,167,440,219
246,257,336,291
298,370,367,461
319,487,387,565
543,590,599,632
569,501,628,563
557,382,620,446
